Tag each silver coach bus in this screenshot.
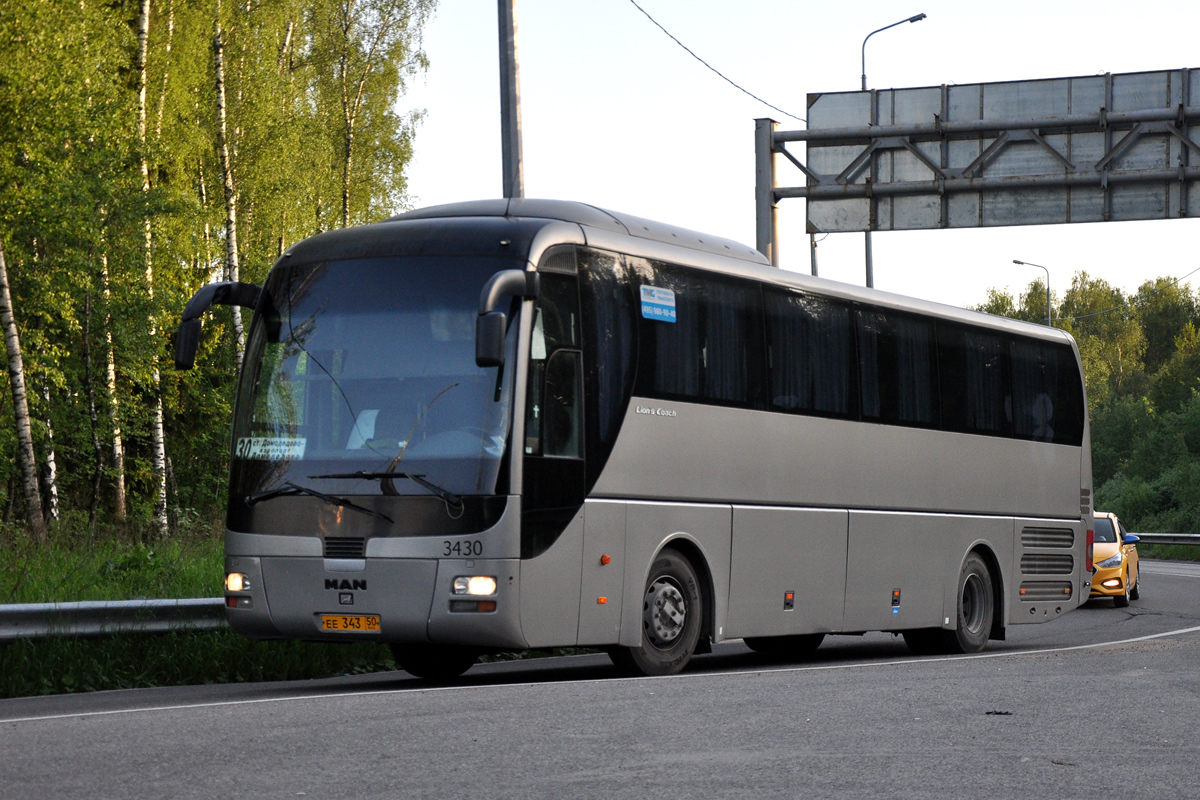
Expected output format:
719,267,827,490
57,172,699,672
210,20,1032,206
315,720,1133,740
175,199,1095,679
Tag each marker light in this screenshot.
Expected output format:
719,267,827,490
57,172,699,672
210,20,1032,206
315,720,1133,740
453,576,498,596
225,573,250,592
1085,529,1094,572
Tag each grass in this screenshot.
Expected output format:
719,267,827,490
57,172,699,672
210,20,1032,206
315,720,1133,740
0,514,396,699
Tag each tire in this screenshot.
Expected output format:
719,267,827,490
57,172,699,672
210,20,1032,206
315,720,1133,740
947,552,994,653
744,633,825,659
608,549,703,677
1129,565,1140,601
1114,570,1131,607
390,644,479,680
905,552,994,655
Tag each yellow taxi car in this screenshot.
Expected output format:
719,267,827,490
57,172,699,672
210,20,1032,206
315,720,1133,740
1090,512,1140,607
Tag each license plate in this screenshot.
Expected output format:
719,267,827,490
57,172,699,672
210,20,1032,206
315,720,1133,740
320,614,380,633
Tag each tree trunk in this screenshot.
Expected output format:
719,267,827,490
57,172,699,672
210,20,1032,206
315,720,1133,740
0,240,47,542
137,0,169,537
84,291,103,532
214,4,246,372
100,255,127,521
40,380,59,522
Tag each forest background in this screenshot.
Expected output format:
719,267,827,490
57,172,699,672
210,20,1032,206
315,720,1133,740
1,0,1197,562
0,0,433,549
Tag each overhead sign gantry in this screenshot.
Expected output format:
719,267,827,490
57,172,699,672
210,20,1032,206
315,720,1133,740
755,67,1200,266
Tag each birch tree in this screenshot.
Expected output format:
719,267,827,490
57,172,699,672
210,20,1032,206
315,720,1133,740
0,241,46,541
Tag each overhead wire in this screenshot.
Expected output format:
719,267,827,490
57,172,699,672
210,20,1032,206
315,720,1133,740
627,0,806,123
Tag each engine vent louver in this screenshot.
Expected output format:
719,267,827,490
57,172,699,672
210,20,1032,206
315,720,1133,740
324,537,366,558
1020,553,1075,575
1021,527,1075,548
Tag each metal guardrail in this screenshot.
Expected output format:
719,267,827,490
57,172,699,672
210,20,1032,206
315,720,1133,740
0,598,226,641
1132,533,1200,546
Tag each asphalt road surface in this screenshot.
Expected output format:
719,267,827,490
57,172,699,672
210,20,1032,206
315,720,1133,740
2,560,1198,799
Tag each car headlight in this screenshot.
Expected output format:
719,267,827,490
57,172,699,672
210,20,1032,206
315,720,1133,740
1097,552,1123,569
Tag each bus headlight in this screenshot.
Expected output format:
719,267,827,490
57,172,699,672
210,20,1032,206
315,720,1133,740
453,576,497,596
225,572,251,592
1097,553,1123,569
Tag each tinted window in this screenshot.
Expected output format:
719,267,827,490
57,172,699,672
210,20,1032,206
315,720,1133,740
1093,517,1116,543
764,289,856,418
632,260,765,410
1010,338,1084,446
578,250,635,489
938,324,1009,435
857,308,938,427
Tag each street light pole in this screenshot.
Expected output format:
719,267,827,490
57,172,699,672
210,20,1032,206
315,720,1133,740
1013,259,1052,327
859,13,926,289
861,14,927,91
498,0,523,199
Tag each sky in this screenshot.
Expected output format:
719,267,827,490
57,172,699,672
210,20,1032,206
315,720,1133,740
399,0,1200,311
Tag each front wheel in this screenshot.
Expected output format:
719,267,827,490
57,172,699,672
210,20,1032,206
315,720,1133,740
1114,570,1131,607
390,644,479,681
1130,569,1140,601
608,549,703,677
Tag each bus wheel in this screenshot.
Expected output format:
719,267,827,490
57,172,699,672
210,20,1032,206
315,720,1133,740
390,644,478,680
744,633,825,659
608,549,702,677
947,552,993,653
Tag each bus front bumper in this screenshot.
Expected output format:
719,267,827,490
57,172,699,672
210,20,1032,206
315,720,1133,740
223,554,528,650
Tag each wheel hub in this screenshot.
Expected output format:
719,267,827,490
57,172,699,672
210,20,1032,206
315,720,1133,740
643,578,687,648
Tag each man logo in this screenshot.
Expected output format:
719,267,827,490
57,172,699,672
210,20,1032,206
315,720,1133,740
325,579,367,591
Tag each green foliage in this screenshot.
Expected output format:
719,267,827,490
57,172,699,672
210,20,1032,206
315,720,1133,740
0,0,433,537
984,274,1200,535
0,514,224,603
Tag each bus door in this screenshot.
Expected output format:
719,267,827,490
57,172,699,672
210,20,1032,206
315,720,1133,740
518,270,587,645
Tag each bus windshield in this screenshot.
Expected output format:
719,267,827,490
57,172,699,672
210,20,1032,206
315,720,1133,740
230,255,519,500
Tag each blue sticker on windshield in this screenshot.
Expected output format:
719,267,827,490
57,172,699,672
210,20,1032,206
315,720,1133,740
640,285,676,323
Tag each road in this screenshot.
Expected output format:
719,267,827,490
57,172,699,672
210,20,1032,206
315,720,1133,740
2,560,1198,799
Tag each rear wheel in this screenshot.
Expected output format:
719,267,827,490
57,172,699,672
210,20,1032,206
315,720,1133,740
390,644,479,680
903,552,994,655
744,633,825,660
608,549,703,677
948,552,994,653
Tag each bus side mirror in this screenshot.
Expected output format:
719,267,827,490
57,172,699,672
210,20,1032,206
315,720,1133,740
174,280,262,370
474,269,539,368
475,311,508,367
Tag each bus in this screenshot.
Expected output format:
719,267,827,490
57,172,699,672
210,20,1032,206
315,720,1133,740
175,198,1095,679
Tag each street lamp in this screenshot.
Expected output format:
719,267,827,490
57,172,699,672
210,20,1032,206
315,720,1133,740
861,14,927,91
1013,259,1052,327
859,13,926,288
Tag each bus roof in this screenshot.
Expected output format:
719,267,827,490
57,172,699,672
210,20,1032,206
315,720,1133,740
389,199,769,265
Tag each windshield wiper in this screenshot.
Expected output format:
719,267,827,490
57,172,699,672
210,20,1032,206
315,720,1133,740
245,481,394,524
308,471,464,512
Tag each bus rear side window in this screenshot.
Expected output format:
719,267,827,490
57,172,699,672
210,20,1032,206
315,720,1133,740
1010,339,1084,446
